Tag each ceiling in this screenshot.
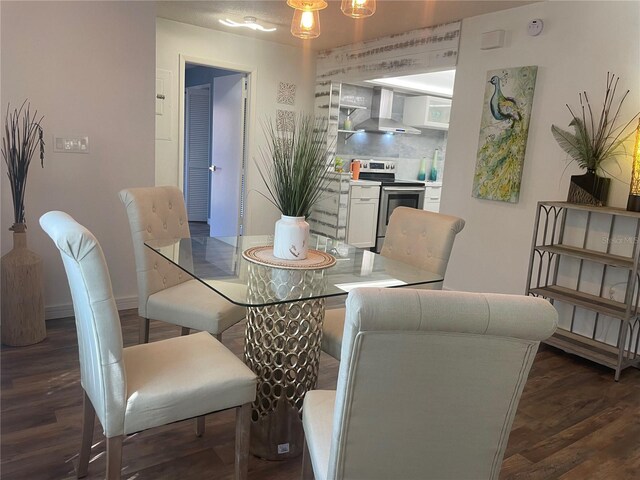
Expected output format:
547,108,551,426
156,0,540,51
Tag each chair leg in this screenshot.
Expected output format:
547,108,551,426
235,403,251,480
106,436,123,480
301,441,315,480
181,327,190,336
139,318,150,344
196,416,205,437
77,391,96,478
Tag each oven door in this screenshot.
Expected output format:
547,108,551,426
377,186,426,240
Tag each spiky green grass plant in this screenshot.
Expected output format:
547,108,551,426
552,73,639,174
2,101,44,230
256,114,331,218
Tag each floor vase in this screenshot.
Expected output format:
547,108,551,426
1,228,46,346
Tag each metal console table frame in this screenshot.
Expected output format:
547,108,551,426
526,201,640,380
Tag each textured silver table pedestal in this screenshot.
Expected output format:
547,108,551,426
243,263,326,460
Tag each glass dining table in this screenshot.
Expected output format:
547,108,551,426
145,234,443,460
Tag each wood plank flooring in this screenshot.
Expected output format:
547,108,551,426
1,310,638,479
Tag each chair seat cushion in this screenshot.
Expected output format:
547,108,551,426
322,308,346,361
302,390,336,480
123,331,256,434
147,279,245,334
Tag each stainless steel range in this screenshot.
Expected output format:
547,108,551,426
355,159,426,253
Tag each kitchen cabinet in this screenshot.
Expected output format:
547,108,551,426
347,184,380,248
526,201,640,380
423,184,442,213
403,95,451,130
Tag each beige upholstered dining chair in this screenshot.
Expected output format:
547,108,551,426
40,211,256,480
322,207,465,359
119,186,245,343
303,288,557,480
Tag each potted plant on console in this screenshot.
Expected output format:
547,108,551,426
552,72,639,206
257,114,330,260
1,101,46,346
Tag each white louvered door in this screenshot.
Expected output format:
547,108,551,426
184,86,210,222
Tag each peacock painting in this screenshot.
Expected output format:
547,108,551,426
473,66,538,203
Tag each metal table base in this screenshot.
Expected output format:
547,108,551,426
244,264,326,460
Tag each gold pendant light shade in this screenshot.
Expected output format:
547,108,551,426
341,0,376,18
287,0,327,11
291,8,321,39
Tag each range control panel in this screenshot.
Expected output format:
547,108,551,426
354,159,396,173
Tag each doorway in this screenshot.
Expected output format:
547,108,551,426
183,62,248,237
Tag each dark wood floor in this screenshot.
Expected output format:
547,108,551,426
1,310,639,480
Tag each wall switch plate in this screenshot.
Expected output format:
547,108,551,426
54,136,89,154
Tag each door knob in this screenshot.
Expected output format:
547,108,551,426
209,165,217,172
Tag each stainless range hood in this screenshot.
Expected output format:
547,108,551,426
354,87,421,135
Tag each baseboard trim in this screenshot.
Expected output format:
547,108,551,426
45,296,138,320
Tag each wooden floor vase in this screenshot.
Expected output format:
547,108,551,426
1,227,46,346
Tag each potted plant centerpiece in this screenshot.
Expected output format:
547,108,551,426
257,114,331,260
552,73,639,206
1,101,46,346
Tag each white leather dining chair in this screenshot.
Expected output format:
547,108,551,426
40,211,257,480
322,207,465,360
119,186,245,343
303,288,557,480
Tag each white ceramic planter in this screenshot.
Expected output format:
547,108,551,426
273,215,309,260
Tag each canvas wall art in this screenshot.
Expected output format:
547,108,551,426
472,66,538,203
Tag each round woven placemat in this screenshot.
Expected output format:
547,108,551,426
242,246,336,270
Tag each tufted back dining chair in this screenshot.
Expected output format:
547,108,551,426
303,288,557,480
322,207,465,360
40,211,256,480
119,186,245,343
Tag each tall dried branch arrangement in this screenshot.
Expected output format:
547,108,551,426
551,72,639,173
1,101,45,230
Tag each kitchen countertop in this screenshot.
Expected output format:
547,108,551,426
350,179,381,186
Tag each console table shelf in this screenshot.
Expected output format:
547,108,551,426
526,201,640,380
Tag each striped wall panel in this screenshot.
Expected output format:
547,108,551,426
316,22,461,83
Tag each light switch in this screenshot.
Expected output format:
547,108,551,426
53,136,89,154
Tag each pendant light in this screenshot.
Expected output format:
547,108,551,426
287,0,326,39
291,8,321,39
287,0,327,10
341,0,376,18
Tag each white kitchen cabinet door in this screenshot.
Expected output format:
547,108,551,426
423,185,442,212
347,186,379,248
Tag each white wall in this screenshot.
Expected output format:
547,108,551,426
1,1,156,317
156,18,317,235
441,0,640,294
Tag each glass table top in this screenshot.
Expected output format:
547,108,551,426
145,234,443,307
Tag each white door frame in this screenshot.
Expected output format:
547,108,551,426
178,54,257,231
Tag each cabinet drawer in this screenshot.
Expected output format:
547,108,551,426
424,186,442,201
423,201,440,213
350,185,380,200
